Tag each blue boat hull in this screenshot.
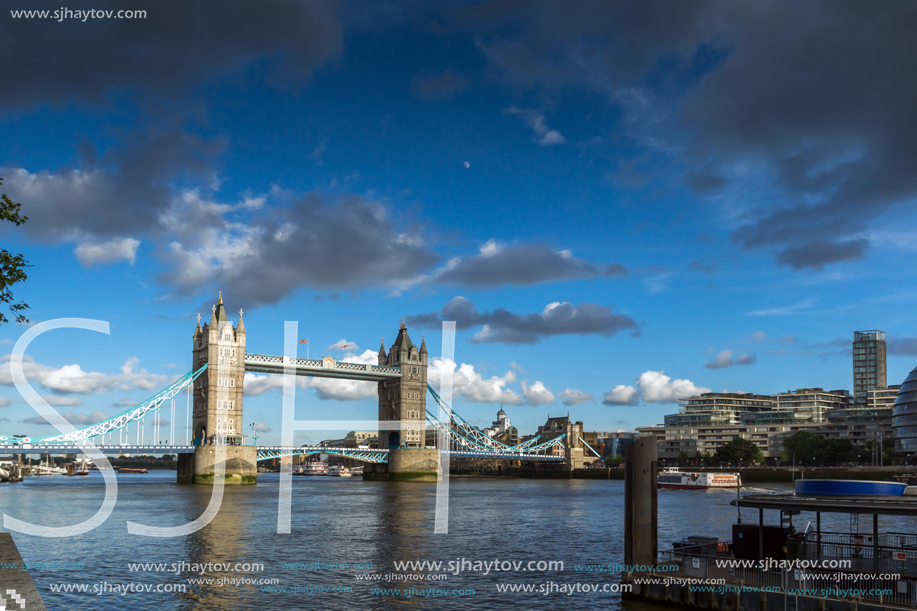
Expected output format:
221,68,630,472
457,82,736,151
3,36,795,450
795,479,906,496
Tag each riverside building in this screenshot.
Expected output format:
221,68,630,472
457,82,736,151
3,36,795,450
853,330,887,409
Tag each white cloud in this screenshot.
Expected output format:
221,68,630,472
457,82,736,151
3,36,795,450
603,385,639,406
306,350,379,400
242,373,286,397
704,350,757,369
747,331,767,341
152,416,170,425
735,353,757,365
243,350,380,400
0,355,168,395
636,371,711,404
41,395,82,407
705,350,734,369
559,388,593,406
748,299,816,316
503,107,568,146
23,410,110,425
0,397,12,407
327,339,360,352
253,422,273,433
75,237,140,267
428,357,521,404
521,380,555,406
509,361,526,374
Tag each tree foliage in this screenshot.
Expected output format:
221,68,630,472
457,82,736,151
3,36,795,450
0,178,29,326
782,431,887,465
782,431,825,463
712,437,763,465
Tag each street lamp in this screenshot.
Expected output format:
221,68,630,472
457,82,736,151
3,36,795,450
249,422,259,446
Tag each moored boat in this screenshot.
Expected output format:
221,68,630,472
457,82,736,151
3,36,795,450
299,462,327,476
658,468,741,489
117,468,148,474
795,479,906,496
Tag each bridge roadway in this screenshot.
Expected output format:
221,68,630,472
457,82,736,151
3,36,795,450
244,353,402,382
0,445,567,461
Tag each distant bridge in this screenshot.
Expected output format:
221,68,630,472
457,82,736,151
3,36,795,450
0,444,565,463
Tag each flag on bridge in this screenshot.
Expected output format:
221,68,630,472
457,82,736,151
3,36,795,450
300,339,308,344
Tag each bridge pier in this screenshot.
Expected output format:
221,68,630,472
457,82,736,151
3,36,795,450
177,446,258,485
363,448,441,482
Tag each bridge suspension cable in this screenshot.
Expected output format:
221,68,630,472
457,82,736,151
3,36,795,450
425,384,566,456
19,364,209,445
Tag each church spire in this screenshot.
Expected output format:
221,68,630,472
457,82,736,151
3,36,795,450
237,308,246,334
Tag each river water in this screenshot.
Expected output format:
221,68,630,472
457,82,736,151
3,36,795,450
1,472,911,610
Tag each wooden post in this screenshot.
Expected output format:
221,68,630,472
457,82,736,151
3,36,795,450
625,436,657,568
873,513,879,573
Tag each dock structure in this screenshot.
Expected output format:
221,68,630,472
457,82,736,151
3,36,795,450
624,489,917,610
0,533,48,610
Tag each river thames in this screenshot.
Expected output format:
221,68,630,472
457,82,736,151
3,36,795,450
1,473,908,610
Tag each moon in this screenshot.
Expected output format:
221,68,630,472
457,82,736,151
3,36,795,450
464,161,470,169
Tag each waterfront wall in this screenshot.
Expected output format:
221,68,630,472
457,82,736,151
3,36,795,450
715,467,915,483
625,577,899,611
177,446,257,485
363,448,441,482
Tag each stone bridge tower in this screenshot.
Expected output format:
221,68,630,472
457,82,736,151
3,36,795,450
191,293,246,445
178,293,257,485
367,321,440,481
377,321,427,449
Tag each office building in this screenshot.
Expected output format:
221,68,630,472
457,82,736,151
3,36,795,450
664,392,775,427
853,331,887,408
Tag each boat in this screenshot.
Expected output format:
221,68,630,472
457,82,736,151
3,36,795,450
327,465,352,477
117,468,148,474
75,458,91,476
350,466,363,477
795,479,906,496
299,462,327,476
658,468,741,489
0,467,9,482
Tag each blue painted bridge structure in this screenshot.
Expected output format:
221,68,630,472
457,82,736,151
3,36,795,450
1,301,589,473
0,365,572,464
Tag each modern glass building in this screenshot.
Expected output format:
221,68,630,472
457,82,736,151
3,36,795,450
853,331,887,408
664,392,775,427
892,365,917,455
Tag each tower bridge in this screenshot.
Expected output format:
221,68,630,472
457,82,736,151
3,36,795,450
1,294,588,484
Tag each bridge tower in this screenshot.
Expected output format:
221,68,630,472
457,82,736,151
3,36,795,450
378,321,427,449
178,293,257,485
366,321,440,481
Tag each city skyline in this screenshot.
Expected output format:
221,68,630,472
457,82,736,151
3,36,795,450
2,2,917,445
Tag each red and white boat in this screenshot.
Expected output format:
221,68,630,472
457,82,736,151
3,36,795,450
657,468,741,489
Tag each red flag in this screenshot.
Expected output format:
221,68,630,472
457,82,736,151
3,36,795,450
299,339,308,344
341,343,350,349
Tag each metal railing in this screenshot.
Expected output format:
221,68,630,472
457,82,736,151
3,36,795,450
793,532,917,578
653,546,917,608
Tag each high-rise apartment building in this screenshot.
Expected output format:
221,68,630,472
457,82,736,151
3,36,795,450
852,331,887,407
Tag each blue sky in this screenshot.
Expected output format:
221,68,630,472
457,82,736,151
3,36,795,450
2,0,917,445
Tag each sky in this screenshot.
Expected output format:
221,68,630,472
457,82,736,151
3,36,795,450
1,0,917,446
